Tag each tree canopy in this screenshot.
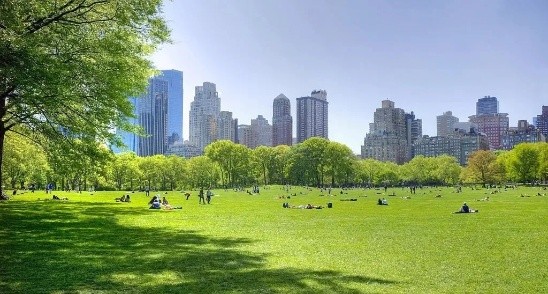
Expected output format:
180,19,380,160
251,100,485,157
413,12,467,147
0,0,169,192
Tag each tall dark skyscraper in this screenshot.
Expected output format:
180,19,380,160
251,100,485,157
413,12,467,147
535,105,548,136
114,70,183,156
272,94,293,146
137,78,168,156
296,90,328,143
159,70,184,145
476,96,499,115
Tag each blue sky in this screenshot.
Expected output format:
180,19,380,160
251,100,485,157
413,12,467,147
151,0,547,153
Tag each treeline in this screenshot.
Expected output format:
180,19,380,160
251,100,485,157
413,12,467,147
3,134,547,191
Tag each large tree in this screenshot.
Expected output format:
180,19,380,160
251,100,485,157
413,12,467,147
463,150,505,185
509,143,540,183
288,137,329,187
0,0,169,193
205,140,251,187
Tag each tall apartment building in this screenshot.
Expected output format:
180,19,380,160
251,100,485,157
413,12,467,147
406,112,422,158
296,90,328,143
535,106,548,136
237,125,253,148
361,100,416,164
476,96,499,115
251,115,273,148
469,113,509,150
218,111,237,142
469,96,509,150
272,94,293,146
137,78,168,156
189,82,221,152
437,111,460,137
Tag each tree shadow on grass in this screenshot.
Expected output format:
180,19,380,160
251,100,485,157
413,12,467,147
0,201,397,293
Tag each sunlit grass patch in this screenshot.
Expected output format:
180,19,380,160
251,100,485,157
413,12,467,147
1,186,547,293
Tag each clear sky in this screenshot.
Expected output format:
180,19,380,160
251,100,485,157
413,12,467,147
150,0,548,153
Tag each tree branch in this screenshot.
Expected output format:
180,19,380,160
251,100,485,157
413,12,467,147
26,0,109,35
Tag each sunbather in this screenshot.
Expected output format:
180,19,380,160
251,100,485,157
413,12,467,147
453,202,478,213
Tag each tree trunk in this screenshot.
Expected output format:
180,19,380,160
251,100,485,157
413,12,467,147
0,129,5,195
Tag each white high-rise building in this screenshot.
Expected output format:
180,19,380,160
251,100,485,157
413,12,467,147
189,82,221,152
437,111,460,137
218,111,236,142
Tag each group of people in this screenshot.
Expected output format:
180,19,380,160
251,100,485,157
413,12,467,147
283,202,324,209
377,198,388,205
148,195,181,210
116,194,131,202
198,188,213,204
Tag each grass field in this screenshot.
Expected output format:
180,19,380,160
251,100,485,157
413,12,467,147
1,185,547,293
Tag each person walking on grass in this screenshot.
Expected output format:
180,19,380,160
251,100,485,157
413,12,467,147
198,187,205,204
206,188,213,204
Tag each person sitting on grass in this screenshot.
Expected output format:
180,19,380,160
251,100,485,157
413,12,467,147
453,202,479,214
377,198,388,205
149,195,161,209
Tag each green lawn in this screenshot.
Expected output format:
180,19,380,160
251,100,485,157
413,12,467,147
1,186,547,293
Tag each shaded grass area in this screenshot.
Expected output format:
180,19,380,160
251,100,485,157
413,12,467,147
0,186,547,293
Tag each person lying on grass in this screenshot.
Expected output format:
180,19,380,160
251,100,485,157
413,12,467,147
283,203,323,209
116,195,131,202
158,196,181,210
453,202,478,213
52,195,68,201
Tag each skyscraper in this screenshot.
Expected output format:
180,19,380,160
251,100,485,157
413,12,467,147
469,96,508,150
237,124,253,148
535,106,548,136
476,96,499,115
251,115,272,148
218,111,236,142
189,82,221,152
361,100,416,164
159,70,184,145
296,90,328,143
113,70,183,156
437,111,460,137
138,78,168,156
272,94,293,146
112,97,139,154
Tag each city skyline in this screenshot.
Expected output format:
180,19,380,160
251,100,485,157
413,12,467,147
151,0,547,153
